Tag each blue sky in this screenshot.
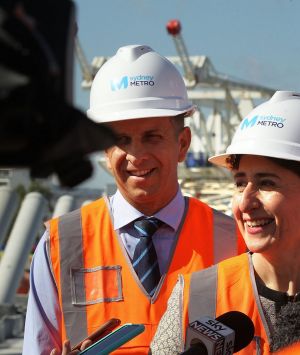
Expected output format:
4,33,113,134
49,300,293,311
72,0,300,188
73,0,300,110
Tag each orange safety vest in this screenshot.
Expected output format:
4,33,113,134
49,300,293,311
181,253,270,355
49,196,244,354
276,342,300,354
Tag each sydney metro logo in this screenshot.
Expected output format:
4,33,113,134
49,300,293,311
111,75,155,91
240,115,285,130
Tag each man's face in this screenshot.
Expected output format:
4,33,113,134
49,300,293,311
105,117,191,215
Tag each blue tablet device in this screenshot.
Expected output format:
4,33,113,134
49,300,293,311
78,323,145,354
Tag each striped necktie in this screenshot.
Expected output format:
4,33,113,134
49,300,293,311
132,217,163,296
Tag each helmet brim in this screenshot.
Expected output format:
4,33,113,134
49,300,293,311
87,106,196,123
209,147,300,170
208,153,231,169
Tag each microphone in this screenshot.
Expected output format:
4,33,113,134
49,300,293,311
182,311,255,354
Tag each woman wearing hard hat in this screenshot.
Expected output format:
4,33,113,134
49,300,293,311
150,91,300,354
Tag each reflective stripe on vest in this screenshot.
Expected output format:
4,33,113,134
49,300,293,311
58,208,88,345
188,265,218,322
212,209,237,264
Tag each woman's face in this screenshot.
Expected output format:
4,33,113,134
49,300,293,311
232,155,300,256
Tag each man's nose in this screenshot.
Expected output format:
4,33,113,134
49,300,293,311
125,141,149,165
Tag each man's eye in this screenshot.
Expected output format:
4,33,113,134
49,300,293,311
146,134,162,141
116,136,130,145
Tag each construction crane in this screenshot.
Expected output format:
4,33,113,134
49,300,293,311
74,36,94,89
166,19,196,87
164,19,277,209
165,19,274,95
165,19,275,172
75,20,274,164
75,20,276,212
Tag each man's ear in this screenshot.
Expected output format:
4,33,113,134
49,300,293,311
104,150,112,171
178,126,191,162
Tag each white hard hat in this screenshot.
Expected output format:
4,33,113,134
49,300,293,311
209,91,300,168
87,44,195,123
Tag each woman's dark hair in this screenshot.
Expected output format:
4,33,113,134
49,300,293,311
226,154,300,178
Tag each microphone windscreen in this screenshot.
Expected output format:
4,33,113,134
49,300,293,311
216,311,254,352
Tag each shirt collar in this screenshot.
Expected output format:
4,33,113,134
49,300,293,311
110,188,185,231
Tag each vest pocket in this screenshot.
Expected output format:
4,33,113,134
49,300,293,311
70,265,123,305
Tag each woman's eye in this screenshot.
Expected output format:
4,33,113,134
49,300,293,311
259,179,275,189
234,181,246,192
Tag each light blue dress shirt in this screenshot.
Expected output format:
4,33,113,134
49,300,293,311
22,189,185,355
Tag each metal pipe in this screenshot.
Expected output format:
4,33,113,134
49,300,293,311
0,192,46,303
0,187,19,247
52,194,75,218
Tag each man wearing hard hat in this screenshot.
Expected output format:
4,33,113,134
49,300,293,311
23,45,245,355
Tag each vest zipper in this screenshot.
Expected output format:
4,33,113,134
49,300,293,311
179,275,185,353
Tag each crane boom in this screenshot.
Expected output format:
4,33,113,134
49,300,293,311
166,20,196,86
74,36,94,87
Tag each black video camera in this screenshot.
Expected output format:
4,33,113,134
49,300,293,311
0,0,115,187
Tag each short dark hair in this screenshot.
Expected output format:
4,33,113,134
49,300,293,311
226,154,300,178
170,113,186,137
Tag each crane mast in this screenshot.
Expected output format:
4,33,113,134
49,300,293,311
166,20,196,86
74,36,94,88
163,19,276,202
